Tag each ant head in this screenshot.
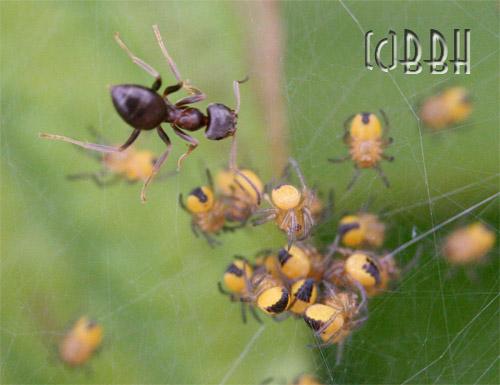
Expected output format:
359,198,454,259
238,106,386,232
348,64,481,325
205,103,236,140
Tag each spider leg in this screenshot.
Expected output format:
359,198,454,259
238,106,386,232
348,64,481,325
287,157,307,190
140,126,172,202
178,194,188,212
287,211,298,250
351,280,368,313
379,109,390,131
343,114,355,132
114,32,162,91
190,222,200,238
307,318,345,349
374,165,390,188
66,171,120,187
252,211,276,226
328,155,351,163
240,302,248,324
217,282,231,296
302,208,315,239
399,244,423,275
325,234,342,259
346,167,361,190
233,167,262,205
205,168,214,191
249,305,263,324
335,340,345,366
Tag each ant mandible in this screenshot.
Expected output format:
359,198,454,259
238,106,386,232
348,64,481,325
40,25,246,202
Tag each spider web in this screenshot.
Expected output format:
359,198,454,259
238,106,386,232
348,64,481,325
1,1,499,384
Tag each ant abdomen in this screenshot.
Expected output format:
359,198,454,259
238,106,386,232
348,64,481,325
111,84,167,130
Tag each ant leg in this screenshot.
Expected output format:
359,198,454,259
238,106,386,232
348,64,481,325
114,32,162,91
172,126,199,171
233,77,248,115
175,84,207,107
346,167,361,190
140,126,172,202
152,24,183,83
39,133,123,153
118,128,141,151
374,165,390,188
328,155,350,163
229,135,238,171
175,92,206,107
163,82,183,98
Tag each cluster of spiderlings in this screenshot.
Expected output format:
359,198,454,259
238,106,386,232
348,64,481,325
218,207,405,356
180,158,324,248
179,168,264,245
220,198,496,360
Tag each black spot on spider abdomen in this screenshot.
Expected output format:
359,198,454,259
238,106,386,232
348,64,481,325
265,288,289,314
190,187,208,203
363,258,381,285
296,279,315,302
361,112,371,124
226,263,244,277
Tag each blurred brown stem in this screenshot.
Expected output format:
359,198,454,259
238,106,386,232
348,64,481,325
236,0,288,176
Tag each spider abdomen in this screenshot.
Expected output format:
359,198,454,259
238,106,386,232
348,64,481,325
349,138,383,168
193,201,226,234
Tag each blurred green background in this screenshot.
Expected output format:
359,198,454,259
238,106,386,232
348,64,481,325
1,1,498,384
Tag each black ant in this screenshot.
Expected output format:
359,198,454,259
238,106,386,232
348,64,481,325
40,25,247,202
